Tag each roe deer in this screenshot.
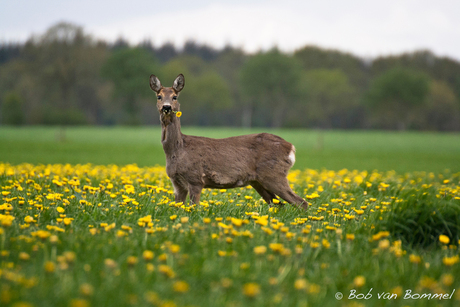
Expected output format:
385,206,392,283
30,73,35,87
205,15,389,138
150,73,308,210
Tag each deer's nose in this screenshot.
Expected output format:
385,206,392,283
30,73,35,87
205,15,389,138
162,105,172,113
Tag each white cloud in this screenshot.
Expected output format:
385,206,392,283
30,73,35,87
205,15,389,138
2,0,460,60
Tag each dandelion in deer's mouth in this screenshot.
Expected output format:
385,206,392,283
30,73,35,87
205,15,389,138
175,111,182,117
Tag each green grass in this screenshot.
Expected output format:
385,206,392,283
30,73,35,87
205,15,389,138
1,164,459,307
1,126,459,173
1,126,460,306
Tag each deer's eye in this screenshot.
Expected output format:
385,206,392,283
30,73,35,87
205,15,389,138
172,96,178,101
157,95,162,100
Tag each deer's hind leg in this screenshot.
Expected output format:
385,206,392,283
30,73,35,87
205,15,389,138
251,181,280,205
188,184,203,205
262,178,309,210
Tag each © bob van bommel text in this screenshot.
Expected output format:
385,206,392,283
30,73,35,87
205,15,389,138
335,288,456,301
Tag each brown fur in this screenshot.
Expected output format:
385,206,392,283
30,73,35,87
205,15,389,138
150,74,308,210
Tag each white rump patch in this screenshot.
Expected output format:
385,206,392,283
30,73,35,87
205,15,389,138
288,145,296,165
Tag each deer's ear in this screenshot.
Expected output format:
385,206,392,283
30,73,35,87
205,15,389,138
150,74,162,93
172,74,185,92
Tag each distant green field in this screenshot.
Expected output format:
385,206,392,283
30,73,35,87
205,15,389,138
0,126,459,173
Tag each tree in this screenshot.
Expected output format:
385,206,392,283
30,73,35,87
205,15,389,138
294,46,369,91
213,46,247,126
420,81,460,131
1,91,24,125
239,49,302,127
371,50,460,102
295,69,358,128
101,47,158,124
153,42,178,63
159,56,233,126
183,71,233,126
365,68,430,130
183,41,219,62
0,22,110,125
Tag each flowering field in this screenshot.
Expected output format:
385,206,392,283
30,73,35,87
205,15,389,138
1,162,459,307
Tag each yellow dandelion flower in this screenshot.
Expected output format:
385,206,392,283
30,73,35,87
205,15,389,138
175,111,182,118
441,274,454,286
253,246,267,255
243,283,260,297
31,230,51,240
168,244,180,254
262,227,273,235
218,250,227,257
49,235,59,243
346,234,355,240
294,278,308,290
126,256,138,266
121,225,132,231
354,209,365,215
158,264,175,278
409,254,422,264
218,222,231,229
173,280,189,293
254,217,268,226
143,250,154,261
146,263,155,272
104,258,117,269
308,283,321,294
19,252,30,261
116,230,127,237
44,261,56,273
104,222,115,231
269,243,284,253
79,283,94,296
391,286,403,297
159,253,168,262
231,218,243,227
442,255,459,266
24,215,36,223
69,299,90,307
372,231,390,241
353,275,366,288
378,239,390,249
439,234,450,244
221,278,233,288
240,262,250,270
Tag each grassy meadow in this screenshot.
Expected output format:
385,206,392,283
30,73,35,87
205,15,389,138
0,126,460,307
0,126,459,172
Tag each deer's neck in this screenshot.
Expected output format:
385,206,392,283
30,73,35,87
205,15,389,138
161,115,183,155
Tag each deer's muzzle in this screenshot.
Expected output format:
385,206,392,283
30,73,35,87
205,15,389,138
162,105,172,113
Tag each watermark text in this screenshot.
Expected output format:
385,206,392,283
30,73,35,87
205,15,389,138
334,288,456,301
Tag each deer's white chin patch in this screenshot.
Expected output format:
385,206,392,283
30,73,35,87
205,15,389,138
288,146,296,165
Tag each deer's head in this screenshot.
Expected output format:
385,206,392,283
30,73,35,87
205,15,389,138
150,74,185,119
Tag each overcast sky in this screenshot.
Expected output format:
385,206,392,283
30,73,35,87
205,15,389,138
1,0,459,60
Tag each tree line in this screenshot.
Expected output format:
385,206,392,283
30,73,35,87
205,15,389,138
1,22,460,131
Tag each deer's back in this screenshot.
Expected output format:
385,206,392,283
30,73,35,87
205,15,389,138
167,133,295,188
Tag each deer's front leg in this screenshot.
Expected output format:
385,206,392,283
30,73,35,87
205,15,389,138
188,184,203,204
172,180,188,204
